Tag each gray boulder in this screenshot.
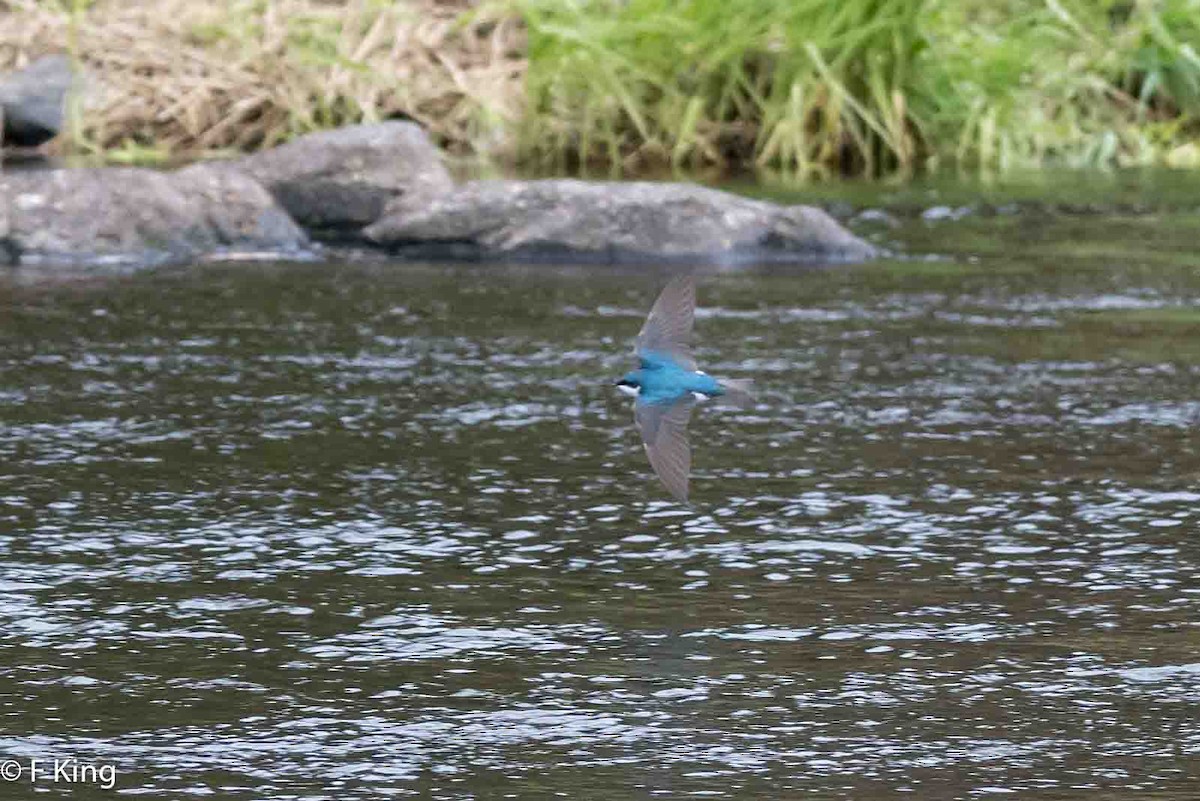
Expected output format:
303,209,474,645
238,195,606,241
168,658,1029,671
364,179,878,264
0,55,75,148
226,121,453,234
172,164,311,252
0,164,309,268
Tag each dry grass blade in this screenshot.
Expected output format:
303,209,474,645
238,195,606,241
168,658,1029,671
0,0,526,161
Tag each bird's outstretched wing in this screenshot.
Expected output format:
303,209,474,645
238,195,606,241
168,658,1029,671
635,396,696,503
635,274,697,371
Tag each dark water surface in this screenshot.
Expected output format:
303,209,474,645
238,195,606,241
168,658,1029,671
3,174,1200,798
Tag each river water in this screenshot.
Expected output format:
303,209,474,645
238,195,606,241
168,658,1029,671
2,174,1199,798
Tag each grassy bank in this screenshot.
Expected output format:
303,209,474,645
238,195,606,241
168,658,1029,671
0,0,524,162
2,0,1199,178
517,0,1200,177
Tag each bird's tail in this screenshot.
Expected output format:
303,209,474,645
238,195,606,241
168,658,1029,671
718,377,755,408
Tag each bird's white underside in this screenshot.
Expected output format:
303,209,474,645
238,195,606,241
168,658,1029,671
619,388,709,401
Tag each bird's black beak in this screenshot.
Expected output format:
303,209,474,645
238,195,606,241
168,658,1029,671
616,379,634,388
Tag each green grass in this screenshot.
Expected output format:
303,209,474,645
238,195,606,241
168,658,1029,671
507,0,1200,178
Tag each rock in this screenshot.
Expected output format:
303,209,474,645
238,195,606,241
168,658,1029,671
921,205,973,222
0,183,14,265
226,121,453,234
364,179,878,264
172,164,311,252
0,164,309,268
0,55,76,148
855,208,901,229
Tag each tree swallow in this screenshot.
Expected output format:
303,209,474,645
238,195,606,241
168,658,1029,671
616,274,753,502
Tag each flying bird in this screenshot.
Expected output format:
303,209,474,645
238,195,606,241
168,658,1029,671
616,274,753,502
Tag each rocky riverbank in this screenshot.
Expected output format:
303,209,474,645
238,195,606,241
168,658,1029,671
0,120,878,271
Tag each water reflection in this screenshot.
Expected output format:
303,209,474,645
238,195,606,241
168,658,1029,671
3,200,1200,797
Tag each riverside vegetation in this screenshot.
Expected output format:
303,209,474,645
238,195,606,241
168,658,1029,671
1,0,1198,178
